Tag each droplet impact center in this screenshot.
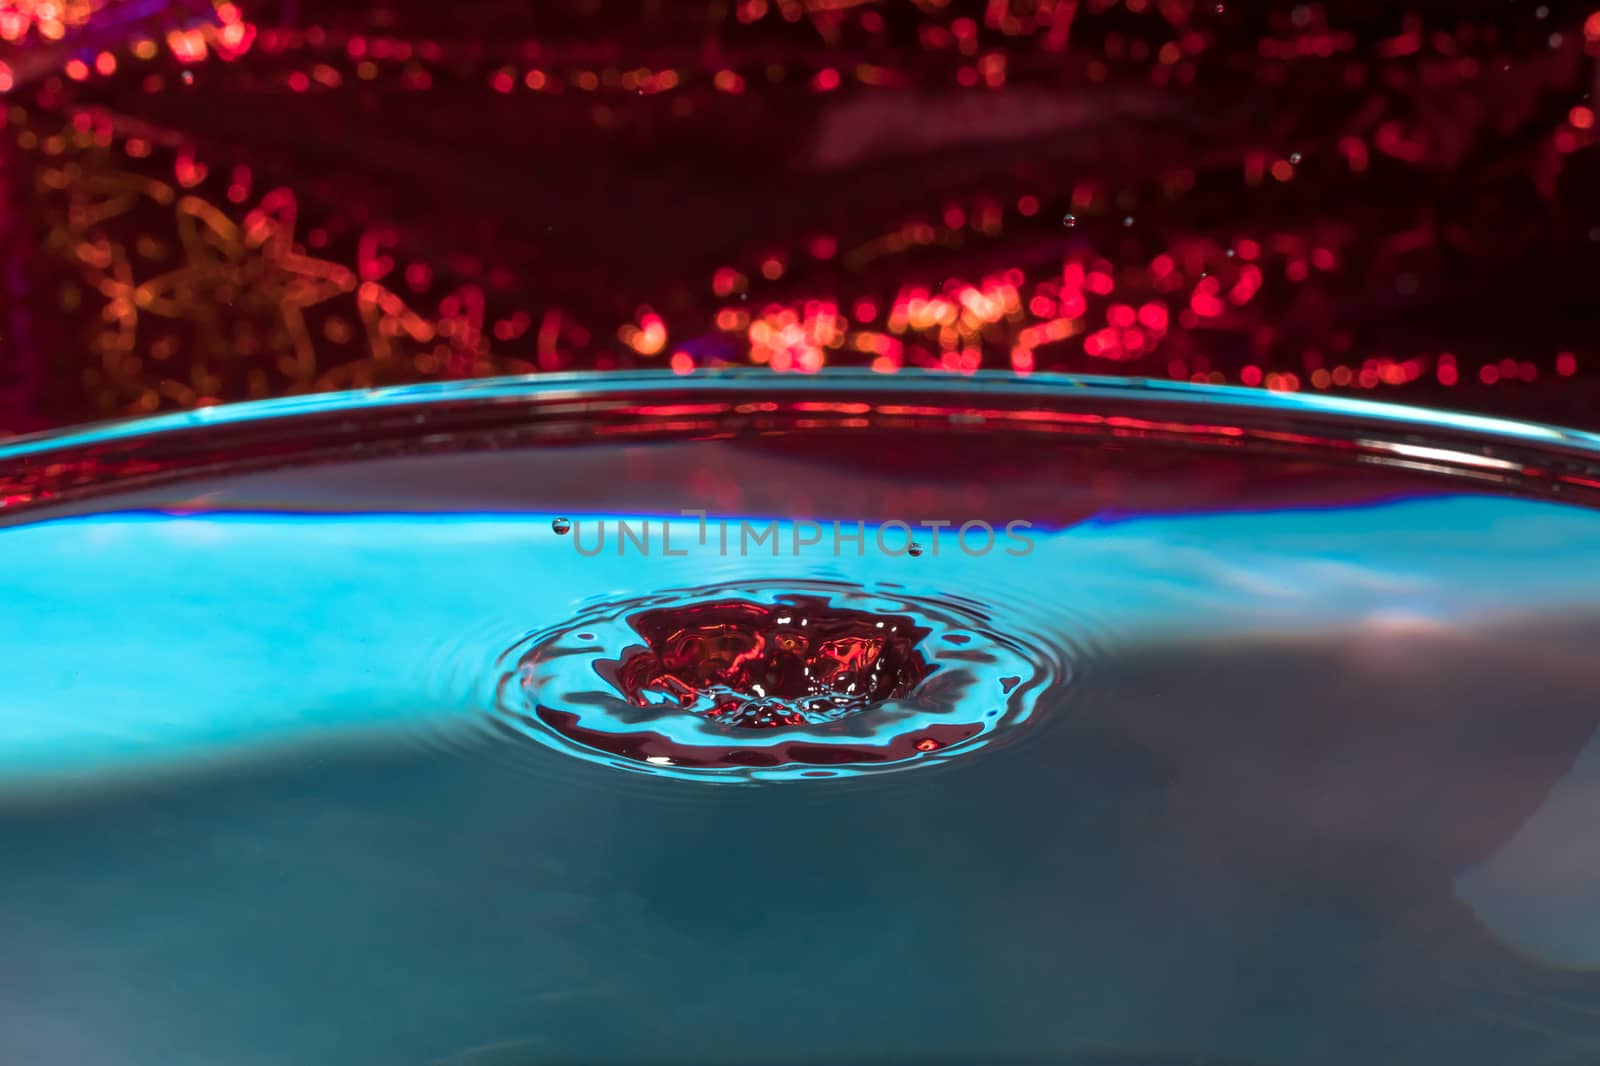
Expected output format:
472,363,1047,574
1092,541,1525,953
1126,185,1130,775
491,579,1069,782
595,595,935,729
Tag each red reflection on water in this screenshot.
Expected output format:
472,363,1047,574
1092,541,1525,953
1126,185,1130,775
597,595,934,729
534,707,979,770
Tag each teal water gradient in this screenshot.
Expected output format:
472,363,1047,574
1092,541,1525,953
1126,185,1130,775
7,376,1600,1065
3,495,1599,787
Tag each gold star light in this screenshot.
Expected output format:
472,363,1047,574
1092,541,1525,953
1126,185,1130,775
134,188,357,385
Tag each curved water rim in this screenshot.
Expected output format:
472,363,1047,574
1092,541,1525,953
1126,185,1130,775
3,369,1600,517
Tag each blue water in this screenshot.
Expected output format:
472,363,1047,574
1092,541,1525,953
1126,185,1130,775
1,498,1597,791
5,377,1600,1065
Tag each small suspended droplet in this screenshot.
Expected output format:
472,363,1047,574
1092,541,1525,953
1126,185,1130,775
1122,216,1135,227
552,517,572,535
1289,152,1302,165
181,71,194,84
1062,214,1077,228
908,542,924,557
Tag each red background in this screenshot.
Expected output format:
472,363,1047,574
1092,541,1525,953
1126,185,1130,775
2,0,1598,433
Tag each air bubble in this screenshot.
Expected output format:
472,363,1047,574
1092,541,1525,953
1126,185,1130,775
552,517,571,535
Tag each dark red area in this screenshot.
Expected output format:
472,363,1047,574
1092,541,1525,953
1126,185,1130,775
2,1,1599,434
595,595,934,729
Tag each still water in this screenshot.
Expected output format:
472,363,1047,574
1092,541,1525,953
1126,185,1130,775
4,372,1600,1065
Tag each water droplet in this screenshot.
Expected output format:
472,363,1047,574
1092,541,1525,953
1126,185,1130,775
492,580,1069,782
552,517,571,535
181,71,194,84
1214,3,1224,11
1062,214,1076,228
908,542,924,557
1226,248,1236,257
1289,152,1302,164
1122,216,1135,227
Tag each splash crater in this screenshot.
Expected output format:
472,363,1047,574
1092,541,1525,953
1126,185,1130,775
492,579,1068,782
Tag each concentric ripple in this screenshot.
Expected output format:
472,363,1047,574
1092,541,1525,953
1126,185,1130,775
489,579,1070,782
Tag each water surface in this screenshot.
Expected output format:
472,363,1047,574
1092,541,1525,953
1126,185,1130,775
4,377,1600,1065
